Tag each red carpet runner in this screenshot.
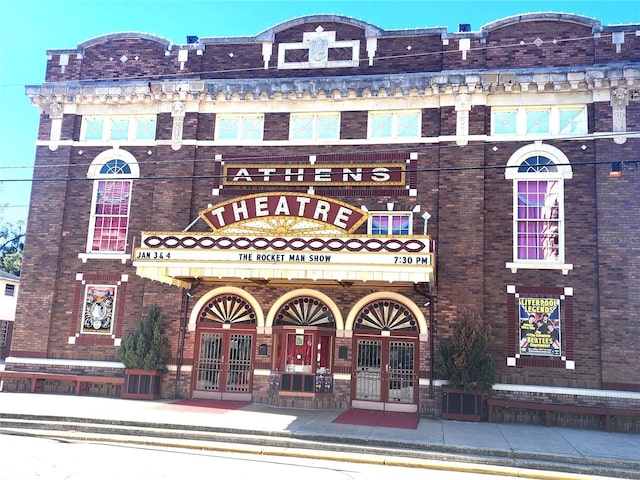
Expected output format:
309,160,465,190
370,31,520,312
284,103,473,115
332,409,419,429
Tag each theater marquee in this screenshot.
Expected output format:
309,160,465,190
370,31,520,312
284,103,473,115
131,192,435,288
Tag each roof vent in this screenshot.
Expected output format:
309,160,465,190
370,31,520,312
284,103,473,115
458,24,471,32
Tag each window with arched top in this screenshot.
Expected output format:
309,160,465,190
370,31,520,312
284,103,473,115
86,150,140,255
505,144,573,274
272,296,336,379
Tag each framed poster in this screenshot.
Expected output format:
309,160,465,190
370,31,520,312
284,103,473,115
519,297,561,357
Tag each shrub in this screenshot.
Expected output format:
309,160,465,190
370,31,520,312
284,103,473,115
118,305,170,372
437,309,496,393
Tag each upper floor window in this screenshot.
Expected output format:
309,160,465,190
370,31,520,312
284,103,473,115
4,284,15,296
492,106,587,137
505,144,573,274
81,115,156,141
290,113,340,141
215,114,264,141
368,111,421,139
86,150,140,255
368,212,412,235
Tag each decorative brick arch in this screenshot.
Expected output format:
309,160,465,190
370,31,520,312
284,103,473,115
188,287,264,332
265,288,344,332
345,292,427,335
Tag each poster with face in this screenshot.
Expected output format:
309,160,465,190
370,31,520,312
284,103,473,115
519,297,561,356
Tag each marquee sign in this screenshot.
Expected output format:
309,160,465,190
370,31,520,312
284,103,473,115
132,233,434,287
222,163,406,186
200,192,368,233
132,193,435,288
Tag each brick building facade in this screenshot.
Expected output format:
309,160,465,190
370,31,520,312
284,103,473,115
5,13,639,429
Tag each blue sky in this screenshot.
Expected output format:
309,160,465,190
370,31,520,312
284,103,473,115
0,0,637,225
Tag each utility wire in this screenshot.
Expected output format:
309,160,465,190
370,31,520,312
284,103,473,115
1,129,639,174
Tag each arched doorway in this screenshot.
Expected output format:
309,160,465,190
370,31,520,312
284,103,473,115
269,292,338,394
351,297,421,412
192,292,257,400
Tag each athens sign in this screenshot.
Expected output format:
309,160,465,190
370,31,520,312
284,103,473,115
222,163,406,186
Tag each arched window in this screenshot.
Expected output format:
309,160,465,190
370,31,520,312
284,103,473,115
505,144,573,274
86,150,139,255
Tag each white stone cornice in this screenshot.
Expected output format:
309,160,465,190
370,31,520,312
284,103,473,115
25,64,640,108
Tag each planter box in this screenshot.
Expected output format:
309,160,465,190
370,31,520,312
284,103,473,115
122,369,161,400
441,387,482,421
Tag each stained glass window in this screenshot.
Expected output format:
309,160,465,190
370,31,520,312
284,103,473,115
82,116,156,141
291,114,339,140
136,118,157,139
91,180,131,252
493,106,587,136
559,108,586,134
526,110,550,134
370,213,411,235
516,180,560,261
493,110,517,134
369,111,420,139
216,114,264,141
84,119,104,140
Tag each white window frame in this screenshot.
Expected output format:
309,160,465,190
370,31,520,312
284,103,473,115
492,106,587,137
80,115,157,142
289,113,340,141
215,114,264,142
80,149,140,263
505,143,573,274
367,211,413,236
368,110,421,140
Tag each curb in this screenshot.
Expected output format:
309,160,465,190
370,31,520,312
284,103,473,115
0,427,622,480
1,415,639,479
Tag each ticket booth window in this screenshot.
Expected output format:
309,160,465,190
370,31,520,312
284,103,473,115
283,332,333,374
286,333,313,373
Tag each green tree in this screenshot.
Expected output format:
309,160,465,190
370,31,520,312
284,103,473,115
118,305,170,371
0,220,25,276
437,309,496,393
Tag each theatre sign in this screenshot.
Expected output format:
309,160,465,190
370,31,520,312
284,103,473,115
132,193,435,288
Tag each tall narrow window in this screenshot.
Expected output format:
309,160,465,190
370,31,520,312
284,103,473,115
85,150,140,256
505,145,573,273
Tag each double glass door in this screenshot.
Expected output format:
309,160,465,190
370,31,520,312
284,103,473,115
194,330,253,399
353,337,417,412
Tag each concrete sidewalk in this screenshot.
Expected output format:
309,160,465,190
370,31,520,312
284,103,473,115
0,392,638,478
